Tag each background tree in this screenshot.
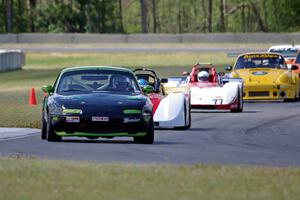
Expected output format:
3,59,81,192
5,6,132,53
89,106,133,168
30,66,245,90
140,0,148,33
0,0,300,34
6,0,13,32
207,0,213,32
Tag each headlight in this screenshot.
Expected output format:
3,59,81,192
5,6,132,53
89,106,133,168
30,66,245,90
50,104,63,115
278,74,289,83
142,99,152,117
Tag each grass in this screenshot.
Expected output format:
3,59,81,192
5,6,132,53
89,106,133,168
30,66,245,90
0,157,299,200
1,49,299,200
0,52,235,128
0,42,273,49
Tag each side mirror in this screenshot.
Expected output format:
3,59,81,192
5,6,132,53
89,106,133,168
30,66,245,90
42,85,54,94
182,71,190,76
225,66,232,71
142,85,154,95
291,65,299,71
161,78,168,83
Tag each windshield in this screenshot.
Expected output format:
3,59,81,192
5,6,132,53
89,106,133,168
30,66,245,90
235,54,286,69
167,77,187,84
269,48,298,58
56,70,141,95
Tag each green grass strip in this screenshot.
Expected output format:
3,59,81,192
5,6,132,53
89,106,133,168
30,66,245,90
0,157,299,200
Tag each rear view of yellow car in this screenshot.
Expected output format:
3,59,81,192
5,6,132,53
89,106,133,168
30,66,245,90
227,53,299,101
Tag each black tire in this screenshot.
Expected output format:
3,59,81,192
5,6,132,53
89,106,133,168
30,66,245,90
284,98,298,102
46,114,62,142
41,113,47,140
134,118,154,144
231,90,243,113
284,91,300,102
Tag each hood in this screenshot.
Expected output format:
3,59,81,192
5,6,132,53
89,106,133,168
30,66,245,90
53,93,146,116
233,68,285,84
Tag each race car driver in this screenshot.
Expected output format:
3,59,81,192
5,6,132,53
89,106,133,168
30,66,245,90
197,71,210,82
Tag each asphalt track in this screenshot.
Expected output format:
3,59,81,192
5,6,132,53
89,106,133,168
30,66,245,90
1,101,300,167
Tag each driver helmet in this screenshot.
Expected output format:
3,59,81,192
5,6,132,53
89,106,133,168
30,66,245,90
197,71,209,82
138,79,149,86
111,74,129,88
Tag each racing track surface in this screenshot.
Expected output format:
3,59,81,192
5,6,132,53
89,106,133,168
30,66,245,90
0,102,300,167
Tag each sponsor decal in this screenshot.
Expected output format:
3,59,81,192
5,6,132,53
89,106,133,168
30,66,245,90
123,118,141,123
66,116,80,123
92,116,109,122
252,71,268,75
243,54,279,59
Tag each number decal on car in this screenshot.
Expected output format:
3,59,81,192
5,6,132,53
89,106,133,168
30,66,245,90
212,98,223,105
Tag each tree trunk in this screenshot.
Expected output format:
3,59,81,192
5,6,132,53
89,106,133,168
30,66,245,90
118,0,124,33
6,0,13,32
247,3,250,32
263,0,268,32
152,0,157,33
140,0,148,33
101,0,106,33
178,0,182,33
207,0,212,32
200,0,207,32
241,1,245,32
29,0,36,32
251,2,267,32
86,3,92,33
219,0,225,32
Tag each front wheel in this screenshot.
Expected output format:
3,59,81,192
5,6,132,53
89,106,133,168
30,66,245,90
231,90,243,113
46,115,62,142
134,118,154,144
41,113,47,140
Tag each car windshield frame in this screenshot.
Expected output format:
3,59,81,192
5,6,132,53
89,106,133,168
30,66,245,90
234,54,287,70
167,77,187,84
55,69,141,95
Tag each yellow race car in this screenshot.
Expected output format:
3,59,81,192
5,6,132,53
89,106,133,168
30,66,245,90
226,53,299,101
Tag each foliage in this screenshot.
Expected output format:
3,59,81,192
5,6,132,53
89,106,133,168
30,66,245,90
0,0,300,33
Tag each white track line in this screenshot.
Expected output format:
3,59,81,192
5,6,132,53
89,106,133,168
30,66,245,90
0,128,39,141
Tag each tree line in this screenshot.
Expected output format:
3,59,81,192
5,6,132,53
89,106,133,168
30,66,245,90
0,0,299,34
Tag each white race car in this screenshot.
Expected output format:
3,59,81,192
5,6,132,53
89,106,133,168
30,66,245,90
134,68,191,129
268,44,300,67
186,64,243,112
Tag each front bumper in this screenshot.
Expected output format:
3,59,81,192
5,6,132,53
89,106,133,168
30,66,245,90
50,114,150,137
243,83,295,100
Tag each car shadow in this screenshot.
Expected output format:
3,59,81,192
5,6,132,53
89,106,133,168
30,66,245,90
188,127,216,131
244,100,283,103
60,139,179,145
191,110,260,113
